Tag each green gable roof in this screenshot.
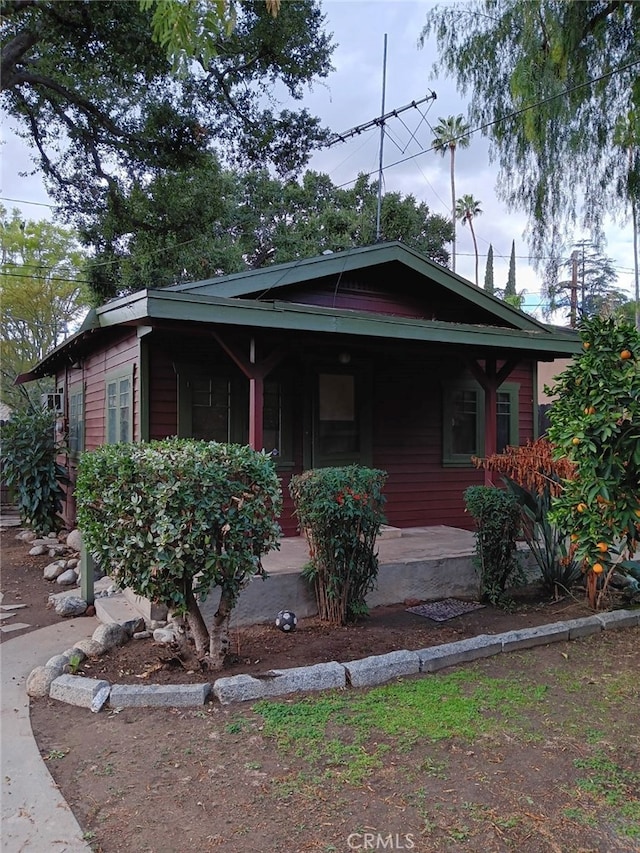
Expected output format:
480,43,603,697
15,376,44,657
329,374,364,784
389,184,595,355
19,242,581,382
166,241,548,334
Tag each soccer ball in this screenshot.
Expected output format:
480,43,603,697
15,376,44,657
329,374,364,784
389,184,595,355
275,609,297,632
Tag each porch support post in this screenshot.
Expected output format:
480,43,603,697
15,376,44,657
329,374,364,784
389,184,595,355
249,376,264,450
212,332,285,451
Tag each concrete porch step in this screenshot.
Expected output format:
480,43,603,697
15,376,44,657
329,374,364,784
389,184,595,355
94,592,148,627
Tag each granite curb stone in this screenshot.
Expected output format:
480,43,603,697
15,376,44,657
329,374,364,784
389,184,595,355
595,610,639,630
34,610,639,707
213,661,346,704
418,634,503,672
498,621,570,652
109,682,211,708
50,674,110,708
343,649,420,687
567,615,603,640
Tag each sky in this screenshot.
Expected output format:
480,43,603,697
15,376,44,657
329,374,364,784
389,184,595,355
1,0,637,321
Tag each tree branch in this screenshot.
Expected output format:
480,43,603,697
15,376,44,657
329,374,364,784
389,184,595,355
1,28,40,91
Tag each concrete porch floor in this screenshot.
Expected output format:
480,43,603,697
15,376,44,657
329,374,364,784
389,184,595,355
261,525,477,575
196,525,487,627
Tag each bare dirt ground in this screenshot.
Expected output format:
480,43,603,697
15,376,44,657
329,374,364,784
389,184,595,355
3,528,640,852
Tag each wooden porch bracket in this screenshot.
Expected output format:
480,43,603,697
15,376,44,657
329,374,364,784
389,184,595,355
465,356,520,485
212,332,286,451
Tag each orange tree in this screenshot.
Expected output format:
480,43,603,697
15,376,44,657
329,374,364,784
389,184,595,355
546,315,640,607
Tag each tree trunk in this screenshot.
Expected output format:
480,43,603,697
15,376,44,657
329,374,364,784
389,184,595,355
208,587,235,670
470,218,479,286
450,145,456,272
183,579,210,657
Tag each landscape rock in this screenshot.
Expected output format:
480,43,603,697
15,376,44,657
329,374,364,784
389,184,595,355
62,647,87,663
66,557,79,570
29,544,49,556
45,653,71,670
133,630,152,640
52,595,88,617
74,637,106,657
26,665,63,698
48,545,68,558
56,569,79,586
43,560,66,580
153,626,177,644
109,683,211,708
66,528,83,552
93,622,129,649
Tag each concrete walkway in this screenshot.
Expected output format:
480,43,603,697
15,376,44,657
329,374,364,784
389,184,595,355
1,618,98,852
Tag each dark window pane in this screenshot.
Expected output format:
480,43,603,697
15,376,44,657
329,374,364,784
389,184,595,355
451,389,478,454
192,378,230,442
263,380,280,453
497,391,511,453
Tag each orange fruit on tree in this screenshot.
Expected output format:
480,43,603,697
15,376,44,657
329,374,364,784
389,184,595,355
620,349,632,360
583,341,591,349
592,562,604,575
596,542,608,553
572,437,581,446
577,502,587,513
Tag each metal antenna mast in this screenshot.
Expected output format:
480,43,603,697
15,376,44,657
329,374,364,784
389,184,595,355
325,42,437,242
375,34,388,242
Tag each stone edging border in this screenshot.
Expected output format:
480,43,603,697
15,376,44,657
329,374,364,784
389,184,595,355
28,609,639,709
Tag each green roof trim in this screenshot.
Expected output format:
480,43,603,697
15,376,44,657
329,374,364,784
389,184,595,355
94,288,580,356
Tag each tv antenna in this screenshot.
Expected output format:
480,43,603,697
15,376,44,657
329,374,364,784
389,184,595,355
326,35,437,241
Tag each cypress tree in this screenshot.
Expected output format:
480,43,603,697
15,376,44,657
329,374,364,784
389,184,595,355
484,243,494,293
505,240,516,296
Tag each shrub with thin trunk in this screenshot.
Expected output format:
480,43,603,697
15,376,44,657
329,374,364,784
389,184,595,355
0,406,67,534
289,465,387,625
75,439,281,670
464,485,524,606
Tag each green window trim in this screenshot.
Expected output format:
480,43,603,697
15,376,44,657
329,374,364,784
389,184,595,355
68,382,84,458
105,365,134,444
442,380,519,467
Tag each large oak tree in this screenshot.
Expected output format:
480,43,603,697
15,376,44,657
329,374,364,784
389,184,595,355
1,0,334,219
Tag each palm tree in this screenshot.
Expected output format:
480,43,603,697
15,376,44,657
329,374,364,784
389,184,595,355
455,194,482,285
432,114,471,273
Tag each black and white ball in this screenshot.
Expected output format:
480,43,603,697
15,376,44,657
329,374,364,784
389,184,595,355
275,609,297,632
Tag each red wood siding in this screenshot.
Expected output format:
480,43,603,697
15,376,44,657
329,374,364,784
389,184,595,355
56,324,536,536
260,262,518,327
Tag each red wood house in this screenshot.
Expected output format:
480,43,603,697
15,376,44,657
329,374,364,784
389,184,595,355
19,242,579,535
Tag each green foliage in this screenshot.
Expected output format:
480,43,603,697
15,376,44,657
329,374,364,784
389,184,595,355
455,194,482,285
431,114,471,272
463,486,524,606
85,167,453,302
289,466,387,625
75,439,281,662
547,315,640,606
545,240,627,322
502,475,581,595
1,0,334,244
420,2,640,261
0,206,90,406
505,240,516,296
0,406,67,534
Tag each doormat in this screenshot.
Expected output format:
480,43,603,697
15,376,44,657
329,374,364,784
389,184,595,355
406,598,485,622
